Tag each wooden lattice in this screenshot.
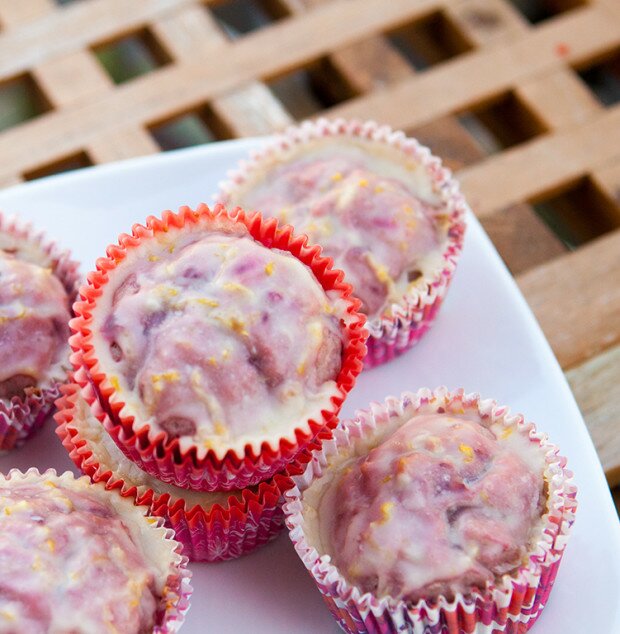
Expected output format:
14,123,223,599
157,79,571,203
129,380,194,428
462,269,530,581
0,0,619,503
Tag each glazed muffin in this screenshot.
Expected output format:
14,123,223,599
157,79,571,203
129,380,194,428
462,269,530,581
284,388,577,633
55,379,304,562
218,119,467,368
71,204,366,490
0,469,190,633
0,213,80,451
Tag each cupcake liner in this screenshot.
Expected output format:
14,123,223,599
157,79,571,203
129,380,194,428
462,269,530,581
283,387,577,634
70,203,367,491
217,118,468,370
55,377,321,562
0,467,192,633
0,212,81,452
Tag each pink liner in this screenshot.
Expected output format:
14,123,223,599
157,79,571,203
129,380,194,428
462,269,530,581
0,468,192,633
55,376,322,562
217,118,468,369
283,387,577,634
0,213,81,452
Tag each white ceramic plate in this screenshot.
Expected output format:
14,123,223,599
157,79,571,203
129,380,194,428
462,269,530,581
0,138,618,634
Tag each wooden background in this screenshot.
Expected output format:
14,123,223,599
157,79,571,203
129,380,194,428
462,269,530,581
0,0,618,512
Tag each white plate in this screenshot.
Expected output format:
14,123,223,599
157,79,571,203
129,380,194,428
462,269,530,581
0,139,618,634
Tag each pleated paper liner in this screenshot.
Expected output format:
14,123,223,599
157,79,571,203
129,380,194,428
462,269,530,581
217,118,468,369
0,468,192,633
283,387,577,634
0,212,81,452
70,203,367,491
55,378,324,562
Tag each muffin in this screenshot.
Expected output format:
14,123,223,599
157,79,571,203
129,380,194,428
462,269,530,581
71,204,367,490
0,468,191,633
284,388,577,633
218,119,467,368
0,213,80,451
55,377,317,562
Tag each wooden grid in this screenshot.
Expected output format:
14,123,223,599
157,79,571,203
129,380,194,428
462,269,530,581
0,0,619,506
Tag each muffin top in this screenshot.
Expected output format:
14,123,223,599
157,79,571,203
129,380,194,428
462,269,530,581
0,474,169,634
226,137,450,319
0,252,71,400
93,229,346,455
307,413,546,603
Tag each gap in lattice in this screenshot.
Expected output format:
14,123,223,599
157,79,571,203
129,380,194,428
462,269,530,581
93,28,171,85
24,152,92,181
149,108,229,151
507,0,587,24
0,74,51,133
456,91,548,155
267,59,357,121
210,0,283,40
577,48,620,107
385,10,473,71
531,177,620,249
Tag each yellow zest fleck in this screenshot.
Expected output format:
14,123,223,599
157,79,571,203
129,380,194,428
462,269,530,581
214,422,226,436
397,457,409,473
0,610,15,621
382,474,392,483
147,517,158,525
296,362,305,376
195,298,219,308
402,204,413,215
378,501,394,524
129,599,139,608
459,443,474,463
228,317,248,336
148,254,159,262
358,178,368,187
480,490,490,502
109,376,121,392
331,172,343,181
31,556,42,571
223,282,248,294
44,480,57,488
501,427,513,439
374,264,391,284
3,507,10,516
151,371,180,391
208,357,217,367
374,184,385,194
46,539,56,553
264,261,274,276
221,349,230,360
168,245,175,254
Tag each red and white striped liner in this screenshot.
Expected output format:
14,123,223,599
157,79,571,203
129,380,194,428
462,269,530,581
69,203,367,491
0,468,192,633
217,118,468,369
55,378,322,562
283,387,577,634
0,213,81,452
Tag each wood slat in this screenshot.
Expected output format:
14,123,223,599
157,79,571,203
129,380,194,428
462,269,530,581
517,228,620,370
567,344,620,486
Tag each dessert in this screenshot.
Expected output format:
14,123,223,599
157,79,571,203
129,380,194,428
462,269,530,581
0,469,190,633
284,388,577,633
71,204,366,490
0,213,79,452
55,378,308,561
218,119,467,368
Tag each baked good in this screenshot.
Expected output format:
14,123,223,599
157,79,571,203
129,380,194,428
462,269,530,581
71,204,366,490
0,469,190,633
0,213,80,451
284,388,577,633
218,119,467,368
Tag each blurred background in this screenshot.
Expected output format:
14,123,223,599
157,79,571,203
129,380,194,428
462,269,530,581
0,0,619,514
